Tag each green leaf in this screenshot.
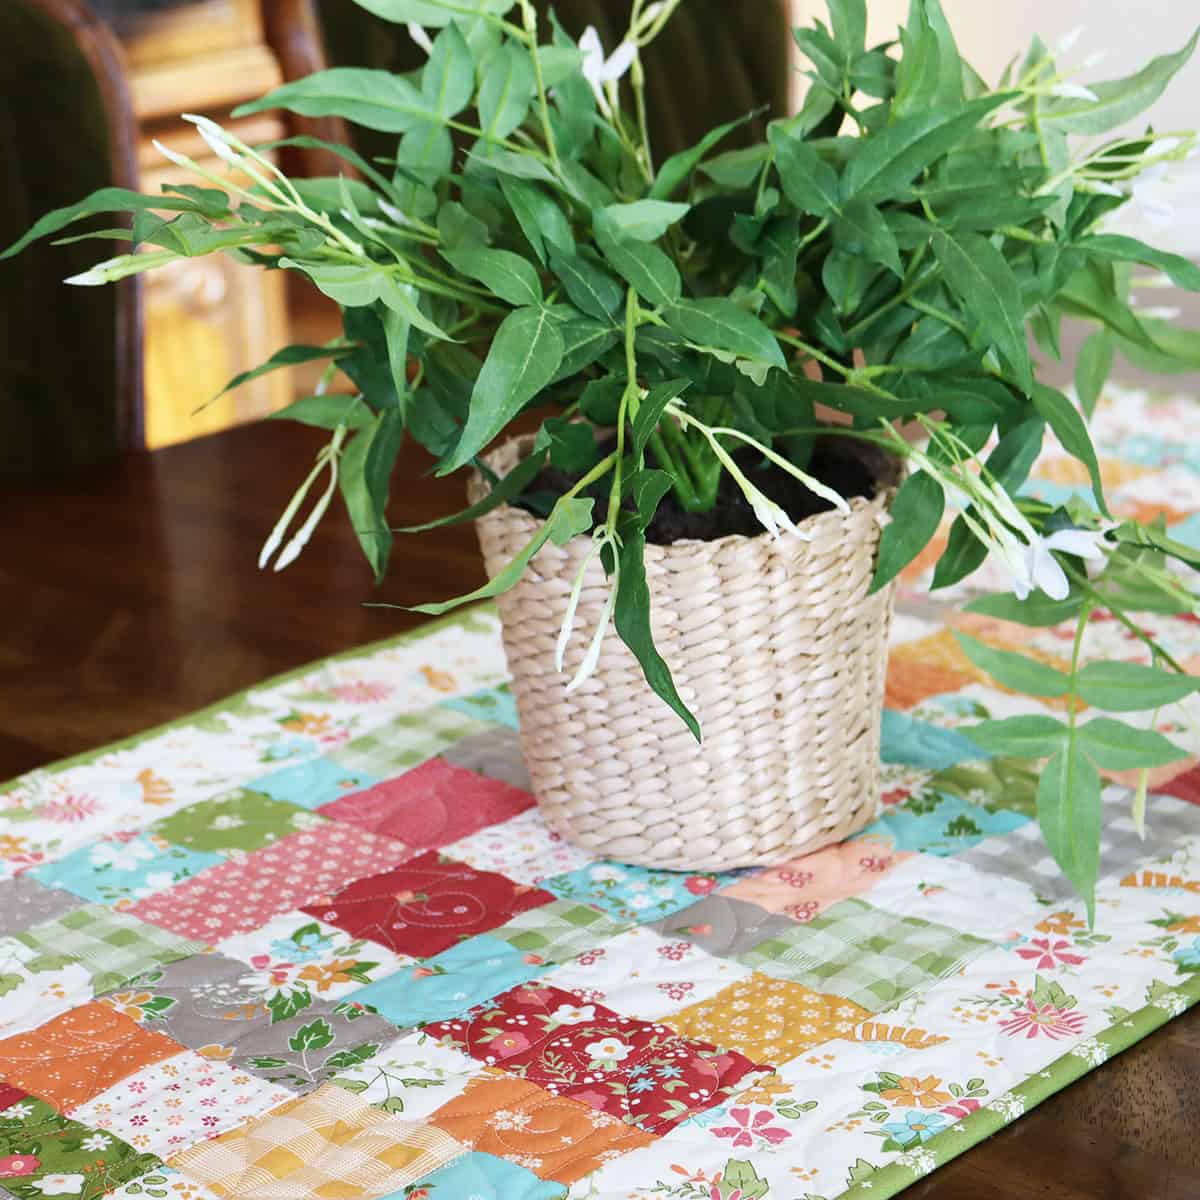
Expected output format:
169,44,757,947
548,245,624,321
661,298,786,369
214,344,351,402
500,177,573,264
551,318,622,382
614,533,701,741
236,69,436,132
396,450,546,532
1040,30,1199,134
871,470,945,593
967,715,1069,758
965,590,1085,627
325,1043,382,1070
340,410,405,583
597,200,691,242
466,146,557,184
1078,233,1200,292
536,416,598,473
422,21,474,117
632,380,691,457
835,200,902,275
349,0,514,26
1074,661,1198,712
651,113,758,200
479,42,535,141
768,126,842,218
441,246,542,307
1075,329,1115,418
288,1018,335,1052
439,306,564,472
412,497,595,614
595,216,681,308
988,416,1045,492
1077,718,1189,771
1,187,230,261
827,0,867,54
930,514,987,591
382,306,410,413
1038,745,1103,922
699,144,772,189
840,96,1008,205
1031,384,1110,517
953,631,1071,697
933,229,1033,394
268,394,373,432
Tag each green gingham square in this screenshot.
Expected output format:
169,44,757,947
329,707,493,777
14,903,204,994
737,897,994,1012
487,899,630,964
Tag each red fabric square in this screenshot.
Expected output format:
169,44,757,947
129,823,412,942
301,850,554,957
1157,762,1200,806
0,1085,28,1112
425,981,766,1135
317,758,535,848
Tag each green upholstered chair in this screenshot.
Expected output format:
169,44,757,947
0,0,142,481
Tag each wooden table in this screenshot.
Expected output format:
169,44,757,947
2,422,1198,1199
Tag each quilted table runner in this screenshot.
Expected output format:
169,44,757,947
2,385,1199,1200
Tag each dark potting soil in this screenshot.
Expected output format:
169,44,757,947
522,439,883,546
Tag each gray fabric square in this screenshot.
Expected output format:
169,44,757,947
0,875,81,938
652,895,797,958
958,788,1199,902
440,726,532,791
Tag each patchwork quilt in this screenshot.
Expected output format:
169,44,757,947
0,386,1197,1200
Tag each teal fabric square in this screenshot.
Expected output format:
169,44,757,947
853,792,1029,856
30,834,224,906
441,684,520,730
400,1151,567,1199
880,710,986,770
348,934,543,1027
541,861,742,924
248,757,378,810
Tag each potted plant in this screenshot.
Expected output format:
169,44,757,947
9,0,1200,917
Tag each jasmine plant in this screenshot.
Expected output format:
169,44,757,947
8,0,1200,916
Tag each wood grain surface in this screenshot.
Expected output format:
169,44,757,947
1,420,1197,1198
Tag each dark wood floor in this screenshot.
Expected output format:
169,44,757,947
2,419,1198,1198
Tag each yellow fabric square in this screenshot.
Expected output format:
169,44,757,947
666,973,870,1065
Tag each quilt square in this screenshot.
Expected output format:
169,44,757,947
167,1081,461,1199
440,683,520,729
316,757,535,849
958,788,1200,902
651,895,797,957
540,926,753,1020
411,1148,568,1199
0,1090,161,1200
541,862,739,925
429,1069,656,1184
718,839,914,924
486,898,630,965
329,707,492,778
424,981,765,1135
0,876,80,938
440,725,533,790
13,904,202,994
327,1030,487,1119
130,824,412,943
664,974,870,1065
68,1050,294,1158
217,912,409,1022
301,850,554,957
852,791,1029,857
349,934,545,1027
0,1003,183,1110
148,790,321,856
226,1001,395,1093
31,833,225,908
737,897,993,1012
441,809,574,878
0,936,94,1038
246,757,379,811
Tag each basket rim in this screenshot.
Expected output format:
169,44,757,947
470,431,905,557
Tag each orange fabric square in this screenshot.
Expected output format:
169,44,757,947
0,1002,182,1110
665,975,870,1065
720,837,912,923
429,1069,655,1183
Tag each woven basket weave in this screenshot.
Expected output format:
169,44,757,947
470,435,903,872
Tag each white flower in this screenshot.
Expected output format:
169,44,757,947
1131,162,1176,228
1070,1037,1109,1066
183,113,244,169
4,1103,32,1119
1151,990,1187,1016
89,839,156,871
898,1148,938,1174
32,1177,86,1197
627,894,653,910
143,872,175,891
585,1036,632,1062
210,815,245,830
1017,529,1107,601
406,22,434,55
551,1004,597,1024
748,491,811,543
1049,82,1098,102
986,1094,1025,1120
1055,26,1085,55
492,1109,533,1131
589,865,623,883
578,26,637,115
80,1133,112,1152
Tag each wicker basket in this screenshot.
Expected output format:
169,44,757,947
470,435,903,872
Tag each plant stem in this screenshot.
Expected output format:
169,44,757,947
519,1,563,174
773,331,850,377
